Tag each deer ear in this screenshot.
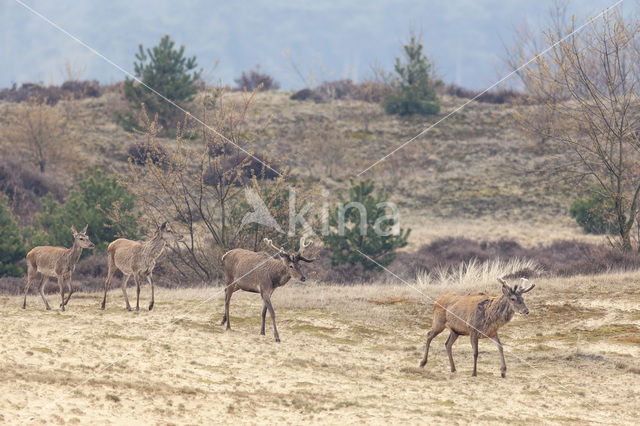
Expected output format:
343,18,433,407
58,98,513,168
71,225,78,236
82,224,88,234
498,277,510,295
501,284,511,296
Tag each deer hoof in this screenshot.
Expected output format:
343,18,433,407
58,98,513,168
126,307,132,312
501,372,506,378
148,302,154,311
45,306,51,311
275,338,281,343
260,331,265,335
135,307,139,311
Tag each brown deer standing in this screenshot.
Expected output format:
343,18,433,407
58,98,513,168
220,237,315,342
23,225,95,311
419,277,535,377
100,221,183,311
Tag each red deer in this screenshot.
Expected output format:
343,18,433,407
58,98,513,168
100,221,183,311
220,237,315,342
419,277,535,377
23,225,95,311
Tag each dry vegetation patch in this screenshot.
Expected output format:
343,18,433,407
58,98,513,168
0,273,638,424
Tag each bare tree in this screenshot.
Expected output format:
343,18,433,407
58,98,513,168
3,96,76,173
511,8,640,251
124,87,291,281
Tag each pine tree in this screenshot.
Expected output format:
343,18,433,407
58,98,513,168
323,180,410,270
0,196,26,277
384,34,440,116
32,168,139,251
123,35,200,131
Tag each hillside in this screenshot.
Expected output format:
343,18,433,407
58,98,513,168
1,88,586,222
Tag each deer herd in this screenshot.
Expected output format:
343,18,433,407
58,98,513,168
20,222,536,377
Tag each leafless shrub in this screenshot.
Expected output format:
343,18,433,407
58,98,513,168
234,66,280,91
127,142,168,166
203,151,280,187
1,96,80,173
0,158,65,225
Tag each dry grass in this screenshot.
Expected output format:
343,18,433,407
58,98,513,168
1,272,639,424
418,257,541,291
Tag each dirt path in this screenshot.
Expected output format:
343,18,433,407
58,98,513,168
1,275,639,425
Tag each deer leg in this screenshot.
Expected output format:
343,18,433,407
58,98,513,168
445,330,459,373
260,301,267,335
58,276,65,312
63,276,73,306
38,275,51,310
419,324,445,368
264,296,280,343
493,334,507,378
23,267,38,309
147,274,155,311
121,274,132,311
102,268,116,310
470,332,479,377
134,274,141,311
222,287,233,330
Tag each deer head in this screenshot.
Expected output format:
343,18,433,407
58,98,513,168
264,236,315,282
71,224,95,249
158,221,184,242
498,277,535,315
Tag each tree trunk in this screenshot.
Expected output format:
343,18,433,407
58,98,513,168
620,227,633,252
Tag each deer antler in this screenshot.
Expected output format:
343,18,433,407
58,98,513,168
518,278,535,294
264,238,286,255
299,236,313,250
297,236,316,262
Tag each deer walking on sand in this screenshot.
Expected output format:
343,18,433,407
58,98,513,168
220,237,315,342
23,225,95,311
419,277,535,377
101,221,183,311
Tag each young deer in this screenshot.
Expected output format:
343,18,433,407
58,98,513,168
23,225,95,311
100,221,183,311
419,277,535,377
220,236,315,342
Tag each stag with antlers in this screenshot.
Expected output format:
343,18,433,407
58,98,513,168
419,277,535,377
220,236,315,342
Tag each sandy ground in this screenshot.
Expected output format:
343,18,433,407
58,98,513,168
1,273,639,425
